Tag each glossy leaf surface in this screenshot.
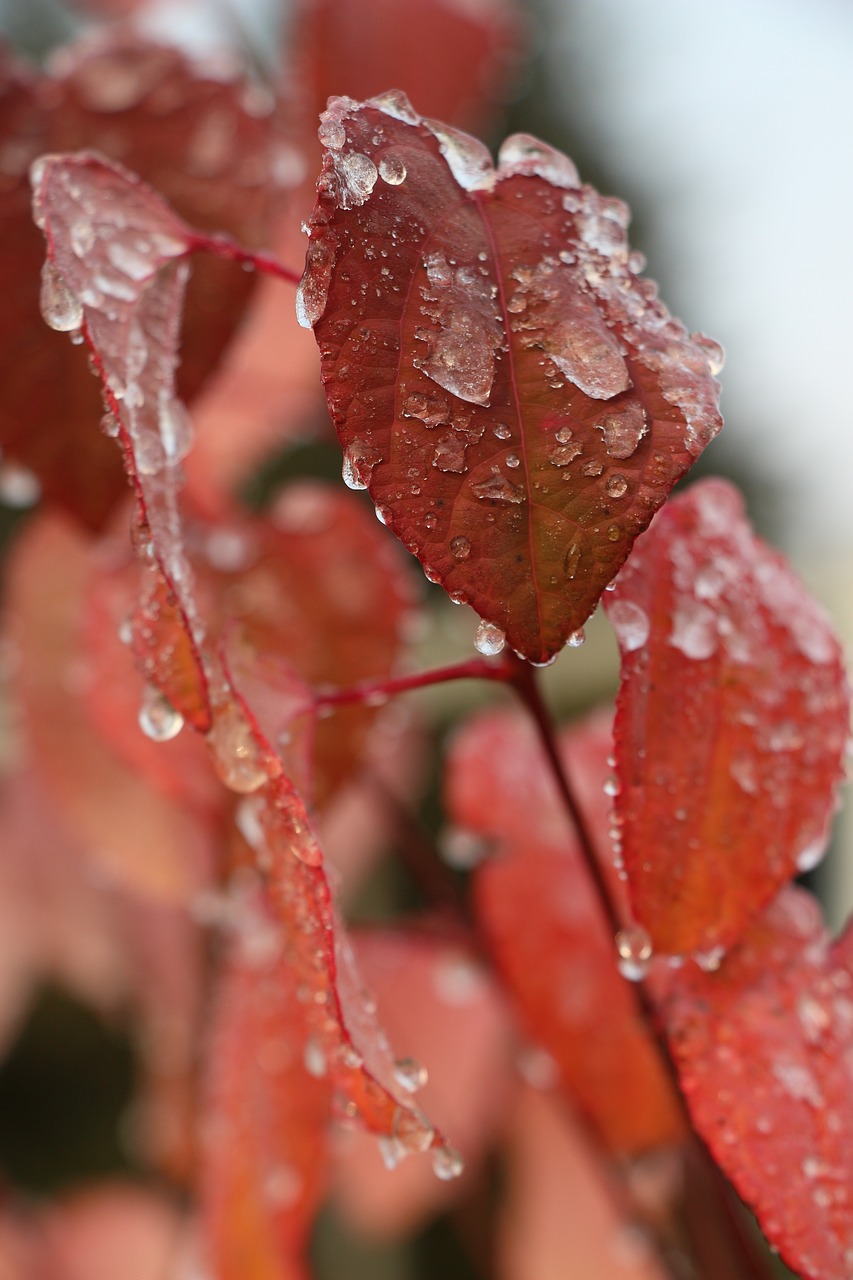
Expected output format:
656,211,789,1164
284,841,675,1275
33,149,457,1171
662,888,853,1280
303,94,722,662
447,708,683,1154
1,34,283,528
604,478,850,956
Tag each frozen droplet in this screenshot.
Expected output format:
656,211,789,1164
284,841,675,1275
427,120,494,192
595,402,648,459
605,474,628,499
795,839,826,873
393,1104,435,1154
40,260,83,332
470,472,525,504
342,438,381,490
340,151,378,202
450,535,471,560
616,925,653,981
603,774,620,798
497,134,580,188
505,453,520,469
474,620,505,656
691,332,725,376
0,461,40,508
432,434,467,473
393,1056,428,1093
547,305,630,399
431,1145,465,1181
548,440,583,467
158,392,193,463
295,236,334,328
318,117,346,150
235,795,265,850
566,628,585,648
209,706,268,794
138,684,184,742
118,616,134,646
303,1037,327,1078
379,154,407,185
70,220,95,257
607,599,650,651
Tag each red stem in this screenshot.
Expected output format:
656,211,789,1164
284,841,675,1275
185,229,302,285
312,654,512,710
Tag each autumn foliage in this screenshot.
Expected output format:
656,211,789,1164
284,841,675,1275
0,4,850,1280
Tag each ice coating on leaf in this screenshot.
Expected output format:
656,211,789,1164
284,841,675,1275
662,888,853,1280
303,96,723,662
605,479,850,956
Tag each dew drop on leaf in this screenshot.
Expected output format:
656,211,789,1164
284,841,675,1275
340,151,378,202
138,683,184,742
474,620,505,656
209,705,269,793
607,599,650,651
0,461,41,508
39,259,83,332
431,1144,465,1181
379,154,407,185
450,535,471,560
795,839,826,873
595,402,648,459
393,1056,428,1093
565,628,585,648
342,438,382,490
615,925,653,981
158,392,194,463
606,474,628,499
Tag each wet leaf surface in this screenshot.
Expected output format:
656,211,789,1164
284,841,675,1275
303,94,722,662
662,888,853,1280
604,478,850,957
447,708,683,1154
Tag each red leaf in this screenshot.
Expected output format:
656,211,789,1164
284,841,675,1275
447,708,683,1154
604,478,850,957
302,94,722,663
33,150,459,1171
661,888,853,1280
0,34,284,529
201,924,330,1280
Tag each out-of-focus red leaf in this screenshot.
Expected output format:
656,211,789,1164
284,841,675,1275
4,512,212,899
0,33,285,529
499,1088,670,1280
604,478,850,957
201,921,330,1280
333,929,514,1238
302,94,722,663
36,1183,185,1280
661,887,853,1280
447,708,683,1154
33,149,459,1171
291,0,523,140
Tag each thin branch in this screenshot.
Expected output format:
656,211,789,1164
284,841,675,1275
313,654,512,711
185,229,302,285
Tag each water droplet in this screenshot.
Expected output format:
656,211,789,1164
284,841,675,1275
563,542,582,578
431,1145,465,1180
505,453,520,469
669,599,718,660
607,524,621,542
603,774,620,797
318,117,346,150
0,461,40,508
565,628,585,648
393,1104,435,1154
379,154,407,185
340,151,378,202
264,1163,303,1207
493,423,511,440
342,438,382,490
138,684,184,742
378,1135,405,1169
474,620,505,656
439,827,491,869
607,599,650,651
393,1057,428,1093
303,1037,327,1077
497,134,580,188
424,511,437,530
158,392,193,463
40,260,83,332
694,946,725,973
796,839,825,873
595,402,648,459
692,332,725,376
605,474,628,499
616,925,653,981
432,434,467,473
450,535,471,560
209,706,268,794
470,471,525,504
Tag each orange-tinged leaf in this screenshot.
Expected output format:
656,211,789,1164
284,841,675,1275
447,708,683,1154
604,478,850,957
302,94,722,662
661,888,853,1280
201,926,330,1280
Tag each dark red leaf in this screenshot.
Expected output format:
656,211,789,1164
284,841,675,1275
604,478,850,957
0,34,284,529
661,888,853,1280
201,923,330,1280
447,707,683,1154
302,94,722,663
33,150,459,1173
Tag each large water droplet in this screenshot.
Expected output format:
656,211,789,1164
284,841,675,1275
474,620,505,656
158,392,193,463
497,134,580,188
616,925,653,981
379,154,407,185
427,121,494,192
605,474,628,499
340,151,378,203
595,402,648,459
40,260,83,332
393,1057,428,1093
0,461,40,508
431,1145,465,1180
470,471,525,504
795,839,826,873
209,706,268,794
607,599,650,652
138,684,184,742
342,438,382,490
432,434,467,473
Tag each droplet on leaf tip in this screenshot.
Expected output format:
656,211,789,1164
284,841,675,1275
616,925,653,981
138,684,184,743
39,260,84,332
603,773,620,798
431,1144,465,1181
565,628,585,648
795,839,826,873
474,619,505,656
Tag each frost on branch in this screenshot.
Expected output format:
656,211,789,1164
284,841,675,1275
604,478,850,957
31,151,459,1181
662,888,853,1280
301,92,723,663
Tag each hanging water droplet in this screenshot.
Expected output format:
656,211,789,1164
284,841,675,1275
138,684,184,742
379,154,407,185
450,535,471,560
691,332,725,376
392,1104,435,1154
431,1145,465,1181
377,1135,405,1170
795,839,825,873
603,773,620,798
40,260,83,332
474,620,505,656
566,628,585,648
607,599,650,652
393,1056,428,1093
0,461,40,508
616,925,653,981
342,438,381,490
209,705,268,794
